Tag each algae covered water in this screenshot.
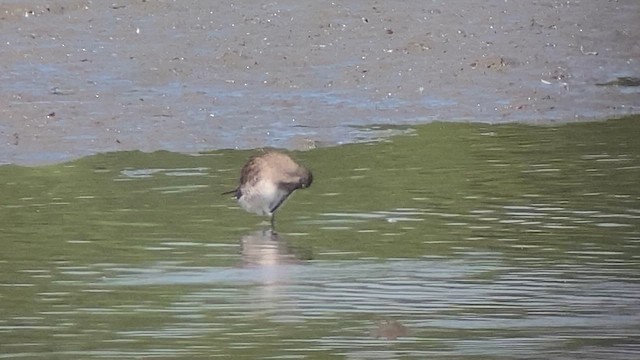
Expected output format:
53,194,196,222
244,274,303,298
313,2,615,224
1,117,639,359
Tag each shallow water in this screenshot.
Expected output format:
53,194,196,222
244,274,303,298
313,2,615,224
1,117,639,359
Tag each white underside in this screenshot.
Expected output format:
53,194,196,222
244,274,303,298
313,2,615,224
237,180,289,216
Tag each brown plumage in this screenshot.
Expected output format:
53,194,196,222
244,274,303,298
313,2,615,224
224,151,313,228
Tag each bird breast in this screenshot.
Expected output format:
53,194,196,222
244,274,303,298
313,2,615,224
238,180,287,216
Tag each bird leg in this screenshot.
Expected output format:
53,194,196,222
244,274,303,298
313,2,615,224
270,214,276,232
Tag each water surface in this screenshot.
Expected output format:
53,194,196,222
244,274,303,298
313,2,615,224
1,117,639,359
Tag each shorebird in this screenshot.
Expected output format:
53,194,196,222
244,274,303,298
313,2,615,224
224,151,313,228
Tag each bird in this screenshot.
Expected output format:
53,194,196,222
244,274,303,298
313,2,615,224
223,151,313,229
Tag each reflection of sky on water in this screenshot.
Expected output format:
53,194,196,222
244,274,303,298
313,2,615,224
102,239,640,332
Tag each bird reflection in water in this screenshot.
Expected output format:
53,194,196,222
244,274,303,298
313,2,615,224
240,228,312,267
239,229,312,309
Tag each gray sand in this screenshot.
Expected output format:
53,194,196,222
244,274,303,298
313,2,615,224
1,0,638,165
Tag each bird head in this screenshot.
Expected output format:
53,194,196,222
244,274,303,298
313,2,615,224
299,167,313,189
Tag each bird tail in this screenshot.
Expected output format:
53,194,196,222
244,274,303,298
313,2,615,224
221,188,240,198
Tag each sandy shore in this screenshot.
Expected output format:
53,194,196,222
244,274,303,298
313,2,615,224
1,0,638,165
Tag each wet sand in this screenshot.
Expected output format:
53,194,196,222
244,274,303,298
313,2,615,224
1,0,639,165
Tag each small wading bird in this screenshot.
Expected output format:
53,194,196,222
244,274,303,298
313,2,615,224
223,151,313,229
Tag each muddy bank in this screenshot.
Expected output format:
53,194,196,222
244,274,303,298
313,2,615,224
1,0,638,165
